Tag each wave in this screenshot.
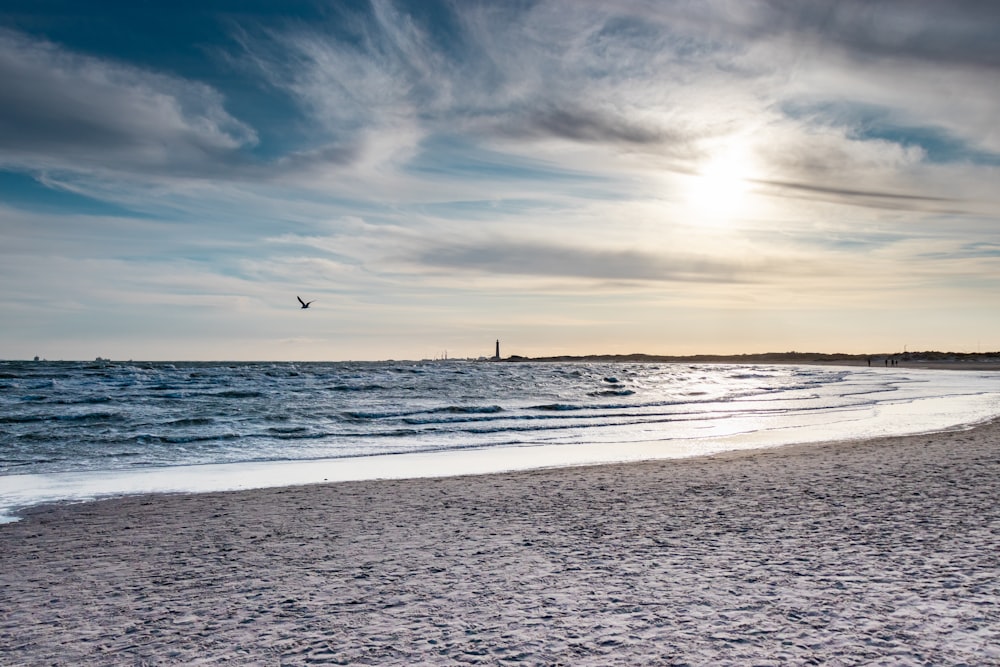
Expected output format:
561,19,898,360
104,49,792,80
95,451,143,459
0,457,63,469
54,396,114,405
165,417,216,427
429,405,504,415
343,405,505,421
327,384,388,392
62,411,123,421
206,390,265,399
533,403,584,411
271,431,331,441
1,411,126,424
342,411,391,421
132,432,241,445
267,426,310,435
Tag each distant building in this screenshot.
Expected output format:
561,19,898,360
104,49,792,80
495,339,500,360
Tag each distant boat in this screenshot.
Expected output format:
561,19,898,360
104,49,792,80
297,296,315,309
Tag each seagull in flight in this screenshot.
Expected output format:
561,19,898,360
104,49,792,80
297,296,315,309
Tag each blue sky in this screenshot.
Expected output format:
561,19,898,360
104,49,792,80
2,0,999,360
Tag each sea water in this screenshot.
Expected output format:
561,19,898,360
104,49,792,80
1,360,998,522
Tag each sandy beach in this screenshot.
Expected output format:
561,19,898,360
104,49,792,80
3,421,1000,665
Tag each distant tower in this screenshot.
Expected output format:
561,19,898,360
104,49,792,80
495,339,500,360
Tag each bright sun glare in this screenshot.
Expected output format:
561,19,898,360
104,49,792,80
685,144,756,223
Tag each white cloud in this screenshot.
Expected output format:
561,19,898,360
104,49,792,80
3,1,1000,359
0,29,256,177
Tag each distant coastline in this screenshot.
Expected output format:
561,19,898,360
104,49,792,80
502,351,1000,370
11,351,1000,369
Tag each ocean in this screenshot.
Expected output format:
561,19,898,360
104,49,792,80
1,359,998,522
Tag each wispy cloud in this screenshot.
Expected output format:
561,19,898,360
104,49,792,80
414,239,752,284
2,1,1000,358
752,178,960,214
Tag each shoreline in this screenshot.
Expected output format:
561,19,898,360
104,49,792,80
5,369,999,525
3,419,999,664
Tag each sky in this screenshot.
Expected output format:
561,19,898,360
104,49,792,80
1,0,999,361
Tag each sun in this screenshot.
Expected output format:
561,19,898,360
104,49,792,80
685,144,756,223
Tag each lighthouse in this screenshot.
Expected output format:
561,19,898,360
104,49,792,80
495,339,500,360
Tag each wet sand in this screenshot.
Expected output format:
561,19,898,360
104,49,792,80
2,421,1000,665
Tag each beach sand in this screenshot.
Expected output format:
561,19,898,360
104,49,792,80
2,422,1000,665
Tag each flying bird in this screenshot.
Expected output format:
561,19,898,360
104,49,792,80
297,296,315,309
